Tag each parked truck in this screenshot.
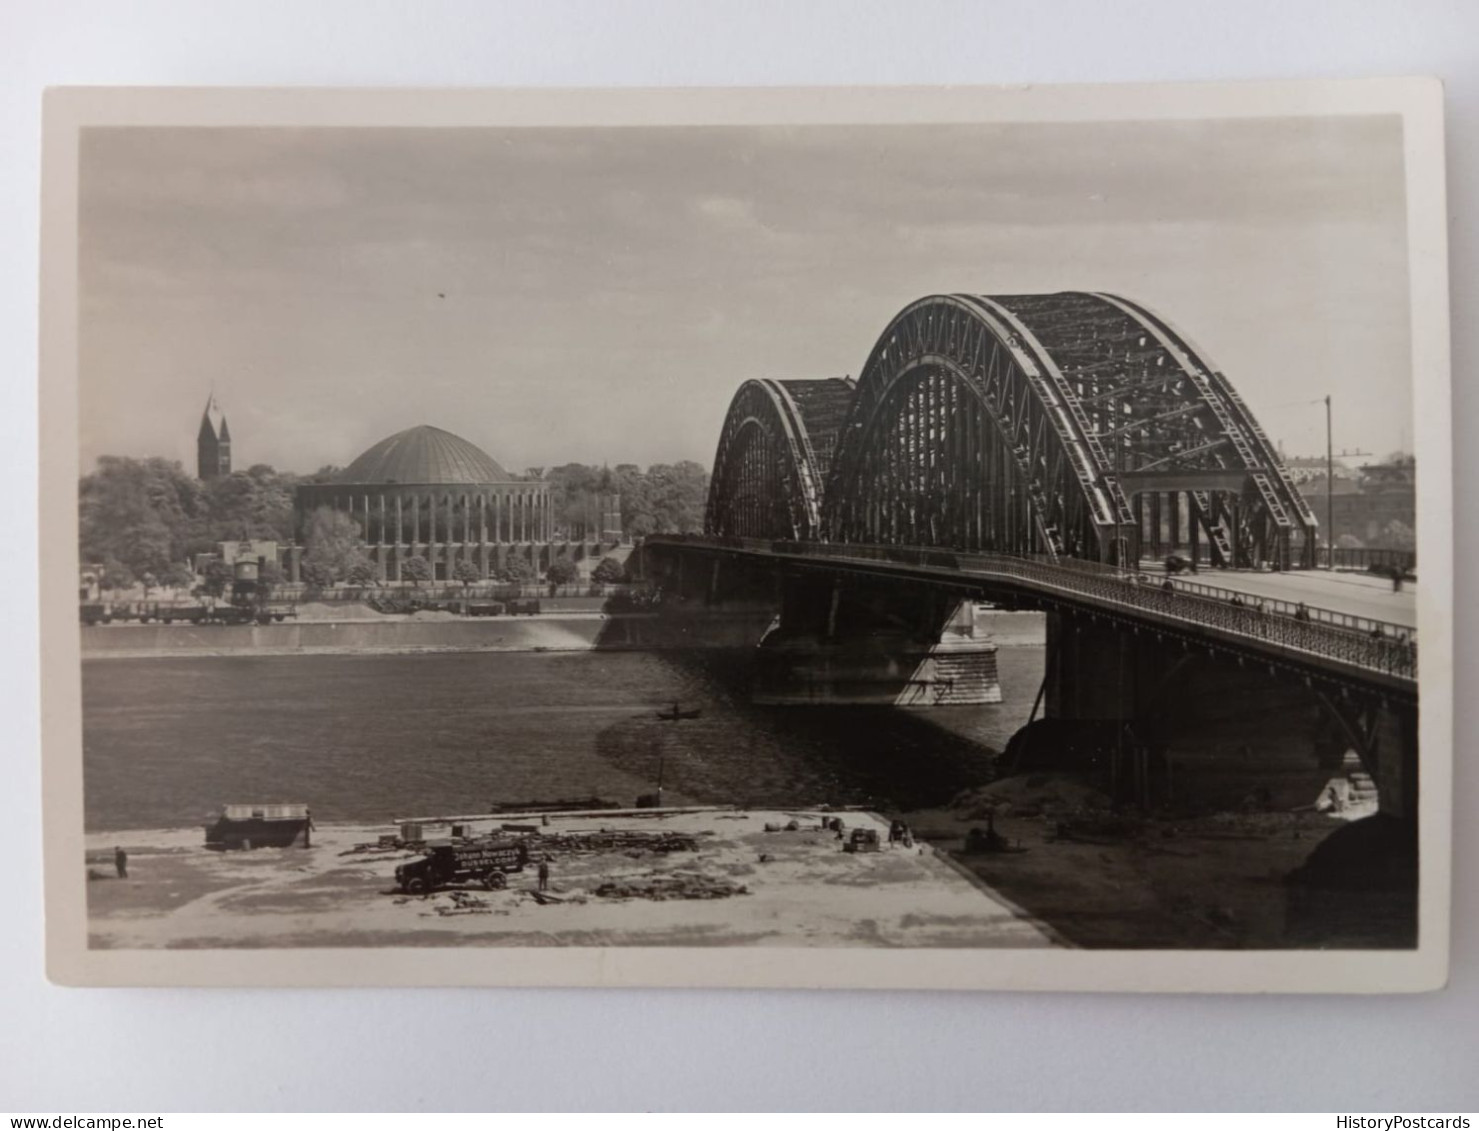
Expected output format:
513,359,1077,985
395,836,531,894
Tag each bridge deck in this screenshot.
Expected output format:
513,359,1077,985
1170,568,1416,630
649,536,1418,692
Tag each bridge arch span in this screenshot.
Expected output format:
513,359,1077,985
705,377,856,540
821,293,1316,566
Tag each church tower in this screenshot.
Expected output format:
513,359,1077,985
197,393,231,479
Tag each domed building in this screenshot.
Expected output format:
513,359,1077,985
294,425,551,582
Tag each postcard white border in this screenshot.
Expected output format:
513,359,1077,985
40,80,1452,992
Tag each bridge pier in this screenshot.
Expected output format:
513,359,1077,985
1032,609,1417,821
755,574,1003,707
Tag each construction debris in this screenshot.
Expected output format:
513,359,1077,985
431,890,495,916
338,841,420,857
535,830,699,855
594,871,747,901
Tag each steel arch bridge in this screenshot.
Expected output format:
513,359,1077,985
704,377,857,541
706,293,1318,568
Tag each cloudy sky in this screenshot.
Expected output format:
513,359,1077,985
78,116,1411,476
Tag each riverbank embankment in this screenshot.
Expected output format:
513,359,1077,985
81,609,1047,659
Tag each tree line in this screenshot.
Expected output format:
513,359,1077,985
543,461,708,540
79,455,709,588
78,458,315,588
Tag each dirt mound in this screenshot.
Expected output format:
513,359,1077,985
952,773,1112,820
1288,814,1417,890
1206,810,1319,834
1052,812,1145,843
595,871,746,900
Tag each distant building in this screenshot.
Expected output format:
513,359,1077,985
197,394,232,479
294,424,552,583
217,539,280,571
190,540,278,580
1357,458,1416,493
1297,457,1416,549
1283,455,1359,491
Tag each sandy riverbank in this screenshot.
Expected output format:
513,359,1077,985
84,808,1057,949
82,788,1413,951
898,774,1414,950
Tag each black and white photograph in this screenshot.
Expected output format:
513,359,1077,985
39,82,1452,991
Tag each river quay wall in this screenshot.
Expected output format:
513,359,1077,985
81,608,1045,659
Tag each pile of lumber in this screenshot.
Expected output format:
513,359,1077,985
536,830,698,855
432,890,494,916
594,871,746,901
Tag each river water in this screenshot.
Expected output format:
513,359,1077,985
82,647,1044,831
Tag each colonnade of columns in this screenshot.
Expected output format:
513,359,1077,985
296,484,554,582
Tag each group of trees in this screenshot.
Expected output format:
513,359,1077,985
79,457,305,589
591,556,627,584
540,555,624,587
544,462,708,540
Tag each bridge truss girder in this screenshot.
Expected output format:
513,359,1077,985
820,293,1318,568
706,378,854,540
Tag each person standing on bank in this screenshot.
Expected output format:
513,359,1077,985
114,846,127,879
303,807,315,849
538,857,550,892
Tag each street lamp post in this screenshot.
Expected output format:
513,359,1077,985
1331,396,1342,573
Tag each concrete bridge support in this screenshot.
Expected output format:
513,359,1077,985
1038,610,1418,821
753,573,1003,707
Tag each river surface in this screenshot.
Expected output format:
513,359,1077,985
82,648,1044,831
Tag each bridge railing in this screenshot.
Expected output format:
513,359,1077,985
958,553,1417,681
660,535,1417,681
1316,546,1417,574
998,552,1413,639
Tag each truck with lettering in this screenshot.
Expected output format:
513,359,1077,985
395,837,531,894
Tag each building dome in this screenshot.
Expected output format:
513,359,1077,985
337,425,511,485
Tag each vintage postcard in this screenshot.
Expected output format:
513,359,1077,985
39,81,1451,990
